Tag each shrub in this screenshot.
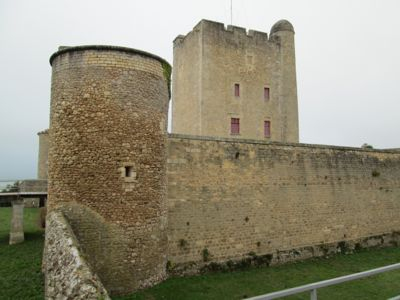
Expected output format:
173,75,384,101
179,239,188,249
202,248,210,262
372,170,380,177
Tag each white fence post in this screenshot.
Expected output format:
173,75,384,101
310,289,317,300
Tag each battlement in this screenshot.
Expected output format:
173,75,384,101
37,129,49,135
174,19,296,47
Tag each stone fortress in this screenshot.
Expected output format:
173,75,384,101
40,19,400,298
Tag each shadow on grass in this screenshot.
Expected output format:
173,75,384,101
0,230,44,245
25,231,45,241
0,233,9,244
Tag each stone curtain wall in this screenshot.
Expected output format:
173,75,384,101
19,180,48,192
43,210,110,299
167,134,400,266
48,46,170,295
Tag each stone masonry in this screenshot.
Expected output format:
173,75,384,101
41,19,400,297
43,211,110,299
47,45,170,295
167,134,400,266
37,130,49,180
172,20,299,142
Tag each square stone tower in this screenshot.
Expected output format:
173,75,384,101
172,19,299,142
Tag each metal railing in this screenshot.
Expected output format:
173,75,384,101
246,262,400,300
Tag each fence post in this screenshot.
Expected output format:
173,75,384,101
310,289,317,300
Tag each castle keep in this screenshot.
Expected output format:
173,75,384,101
172,20,298,142
42,20,400,298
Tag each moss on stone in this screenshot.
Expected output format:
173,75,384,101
162,61,172,98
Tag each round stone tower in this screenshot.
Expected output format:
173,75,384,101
37,129,49,179
270,20,299,143
48,45,170,295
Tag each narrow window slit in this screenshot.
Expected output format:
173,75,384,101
125,166,133,177
264,87,270,101
234,83,240,97
264,120,271,137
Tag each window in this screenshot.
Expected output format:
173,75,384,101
264,121,271,137
264,87,270,101
234,83,240,97
231,118,240,135
125,166,133,177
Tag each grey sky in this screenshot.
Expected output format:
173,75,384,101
1,0,399,179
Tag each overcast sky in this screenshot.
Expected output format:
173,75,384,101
1,0,399,179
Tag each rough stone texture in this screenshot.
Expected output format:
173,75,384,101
9,199,24,244
19,179,48,207
48,45,170,295
19,179,48,192
42,20,400,295
44,210,110,300
37,130,49,179
167,134,400,265
172,19,298,142
34,129,49,207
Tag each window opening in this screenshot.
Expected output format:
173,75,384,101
125,166,133,177
231,118,240,135
264,87,270,101
234,83,240,97
264,121,271,137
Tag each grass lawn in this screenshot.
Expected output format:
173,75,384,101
115,247,400,300
0,207,44,299
1,207,400,300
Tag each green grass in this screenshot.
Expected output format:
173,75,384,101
1,208,400,300
115,248,400,300
0,207,44,299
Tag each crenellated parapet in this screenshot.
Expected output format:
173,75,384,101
174,19,271,48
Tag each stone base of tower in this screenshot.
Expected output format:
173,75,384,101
43,210,111,299
44,203,167,295
43,204,168,297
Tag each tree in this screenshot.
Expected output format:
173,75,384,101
1,181,20,193
361,143,373,149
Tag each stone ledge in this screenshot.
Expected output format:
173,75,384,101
49,45,171,68
168,133,400,154
37,129,49,135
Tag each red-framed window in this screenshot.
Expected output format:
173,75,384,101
231,118,240,135
264,120,271,137
264,87,270,101
234,83,240,97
